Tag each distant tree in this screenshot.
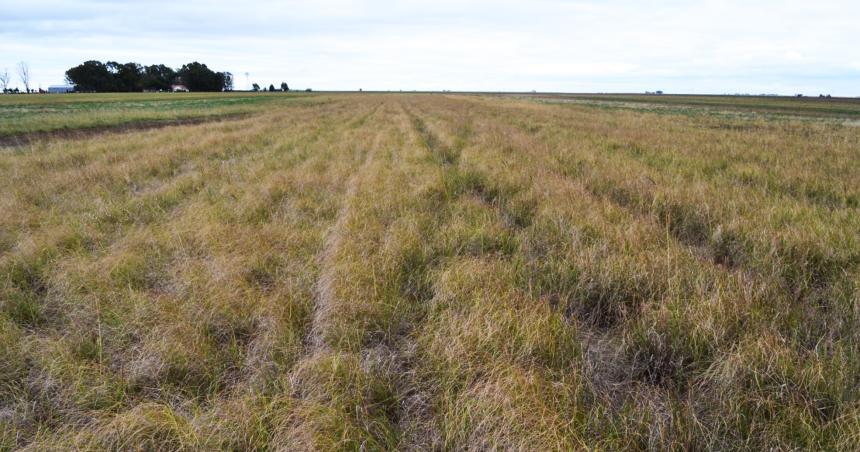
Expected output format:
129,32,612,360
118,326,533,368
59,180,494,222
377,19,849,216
223,72,234,91
268,84,275,92
106,61,143,91
66,60,114,92
65,59,231,92
0,68,9,92
252,83,260,92
141,64,176,91
17,61,31,93
105,61,121,89
280,82,289,92
177,62,229,91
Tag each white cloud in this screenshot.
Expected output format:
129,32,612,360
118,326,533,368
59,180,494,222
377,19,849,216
0,0,858,94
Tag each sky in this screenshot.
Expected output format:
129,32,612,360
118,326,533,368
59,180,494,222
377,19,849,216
1,0,858,95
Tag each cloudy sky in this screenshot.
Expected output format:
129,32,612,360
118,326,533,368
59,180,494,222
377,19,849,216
1,0,858,95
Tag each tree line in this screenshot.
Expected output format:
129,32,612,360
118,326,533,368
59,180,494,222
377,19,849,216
252,82,291,92
65,60,233,92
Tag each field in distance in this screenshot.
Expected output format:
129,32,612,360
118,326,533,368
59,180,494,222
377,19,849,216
0,91,312,142
518,92,860,122
2,92,859,450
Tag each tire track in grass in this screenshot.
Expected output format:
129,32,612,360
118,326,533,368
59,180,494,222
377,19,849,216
0,99,376,449
284,102,406,450
307,132,380,352
388,101,449,450
394,100,545,449
300,98,391,355
292,100,470,449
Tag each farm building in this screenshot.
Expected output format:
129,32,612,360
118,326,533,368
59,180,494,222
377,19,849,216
47,85,75,93
171,84,189,92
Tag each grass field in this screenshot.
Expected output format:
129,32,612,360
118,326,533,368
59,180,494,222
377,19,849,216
1,92,860,450
526,93,860,119
0,92,310,140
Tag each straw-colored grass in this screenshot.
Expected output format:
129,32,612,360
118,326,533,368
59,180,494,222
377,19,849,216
2,93,859,450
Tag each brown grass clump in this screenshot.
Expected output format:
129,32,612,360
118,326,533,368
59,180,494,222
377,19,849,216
2,93,859,450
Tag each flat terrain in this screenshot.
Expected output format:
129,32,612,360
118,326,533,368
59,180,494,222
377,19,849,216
2,92,860,450
527,93,860,119
0,92,308,142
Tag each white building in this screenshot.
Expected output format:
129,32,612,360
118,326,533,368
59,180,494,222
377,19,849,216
48,85,75,94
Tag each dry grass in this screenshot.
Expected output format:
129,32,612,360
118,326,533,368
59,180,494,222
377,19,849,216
2,93,859,450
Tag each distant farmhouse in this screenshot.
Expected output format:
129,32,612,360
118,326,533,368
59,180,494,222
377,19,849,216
48,85,75,94
171,83,189,92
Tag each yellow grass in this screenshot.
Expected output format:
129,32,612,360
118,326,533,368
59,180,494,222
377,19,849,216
2,93,859,450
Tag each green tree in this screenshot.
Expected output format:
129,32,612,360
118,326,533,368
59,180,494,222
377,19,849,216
177,62,229,92
280,82,289,92
223,72,234,91
141,64,176,91
108,62,144,91
65,60,114,92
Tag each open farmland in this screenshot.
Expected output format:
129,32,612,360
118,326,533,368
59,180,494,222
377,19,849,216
0,92,308,144
528,93,860,119
2,92,860,450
